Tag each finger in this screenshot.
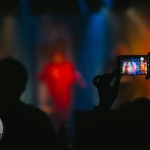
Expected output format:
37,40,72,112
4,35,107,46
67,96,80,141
111,68,117,77
93,75,101,87
106,68,118,84
114,73,121,88
145,73,150,80
101,72,114,84
93,70,116,87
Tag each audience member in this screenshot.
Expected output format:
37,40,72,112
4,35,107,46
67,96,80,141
93,69,150,149
0,57,58,150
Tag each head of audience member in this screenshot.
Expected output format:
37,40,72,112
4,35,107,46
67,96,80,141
116,97,150,148
0,57,28,103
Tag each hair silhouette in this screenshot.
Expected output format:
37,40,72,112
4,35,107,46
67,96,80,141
0,57,58,150
0,57,28,102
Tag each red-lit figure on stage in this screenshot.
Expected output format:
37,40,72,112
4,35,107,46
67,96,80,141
38,49,86,131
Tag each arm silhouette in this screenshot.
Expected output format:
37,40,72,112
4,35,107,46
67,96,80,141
93,69,121,112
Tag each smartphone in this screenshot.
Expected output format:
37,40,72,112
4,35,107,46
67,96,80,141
117,55,150,75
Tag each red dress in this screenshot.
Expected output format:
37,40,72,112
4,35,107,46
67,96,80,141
38,61,78,130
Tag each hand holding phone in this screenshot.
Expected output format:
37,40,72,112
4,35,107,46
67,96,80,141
93,69,121,112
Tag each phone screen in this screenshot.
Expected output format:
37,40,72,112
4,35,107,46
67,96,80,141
117,55,148,75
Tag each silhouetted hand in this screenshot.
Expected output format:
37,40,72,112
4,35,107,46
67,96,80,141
145,52,150,80
93,69,121,112
145,72,150,80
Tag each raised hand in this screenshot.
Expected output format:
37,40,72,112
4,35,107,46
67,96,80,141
93,69,121,112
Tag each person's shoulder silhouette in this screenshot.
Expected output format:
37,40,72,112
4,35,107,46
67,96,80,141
0,57,58,150
114,97,150,149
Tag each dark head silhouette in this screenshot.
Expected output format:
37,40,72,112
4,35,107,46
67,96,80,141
0,57,28,102
115,97,150,149
0,57,58,150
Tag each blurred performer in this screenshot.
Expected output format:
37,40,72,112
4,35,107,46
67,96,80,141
132,60,137,74
123,60,130,74
38,48,86,131
124,60,131,74
140,60,147,74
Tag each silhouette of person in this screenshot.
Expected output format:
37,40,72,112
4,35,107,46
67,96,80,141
0,57,58,150
115,97,150,149
93,68,150,149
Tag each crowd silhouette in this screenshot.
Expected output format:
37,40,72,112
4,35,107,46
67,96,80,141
75,66,150,150
93,68,150,149
0,56,150,150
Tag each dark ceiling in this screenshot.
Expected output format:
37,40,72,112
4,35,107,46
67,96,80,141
0,0,150,16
